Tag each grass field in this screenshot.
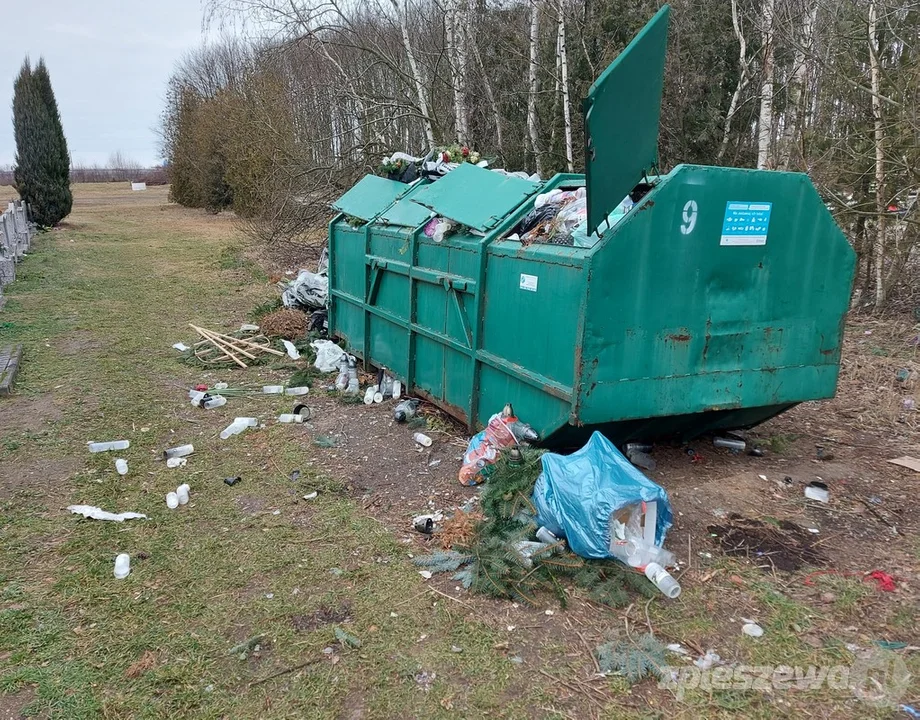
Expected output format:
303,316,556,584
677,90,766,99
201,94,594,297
0,184,917,720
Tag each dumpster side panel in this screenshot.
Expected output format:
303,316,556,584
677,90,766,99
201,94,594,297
578,165,855,428
329,223,367,355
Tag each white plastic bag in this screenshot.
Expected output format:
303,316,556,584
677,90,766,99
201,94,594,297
311,340,347,373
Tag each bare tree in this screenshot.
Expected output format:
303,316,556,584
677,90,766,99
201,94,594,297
527,0,543,176
868,0,886,308
757,0,776,169
556,1,574,171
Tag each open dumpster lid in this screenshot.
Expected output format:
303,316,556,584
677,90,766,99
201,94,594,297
377,180,435,227
408,163,542,232
584,4,670,236
332,175,406,222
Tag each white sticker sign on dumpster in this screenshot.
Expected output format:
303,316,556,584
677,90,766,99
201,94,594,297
519,273,539,292
720,201,772,246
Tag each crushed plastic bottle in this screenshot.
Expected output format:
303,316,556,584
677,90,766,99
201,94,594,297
202,395,227,409
278,414,305,424
713,437,746,452
262,385,284,394
176,483,190,505
114,553,131,579
115,458,128,476
393,398,420,423
166,457,187,468
285,386,310,396
163,444,194,460
345,357,359,395
88,440,130,453
364,386,378,405
219,418,257,440
335,356,349,391
413,432,432,447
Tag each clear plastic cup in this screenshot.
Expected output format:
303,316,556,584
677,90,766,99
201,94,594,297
176,484,190,505
166,492,179,509
115,458,128,476
114,553,130,579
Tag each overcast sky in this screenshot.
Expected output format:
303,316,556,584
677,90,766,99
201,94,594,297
0,1,210,168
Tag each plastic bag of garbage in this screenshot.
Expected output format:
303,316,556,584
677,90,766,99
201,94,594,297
459,404,538,486
311,339,347,373
282,269,328,310
532,432,672,559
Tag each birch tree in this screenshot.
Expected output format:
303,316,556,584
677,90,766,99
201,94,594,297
868,0,886,308
391,0,435,148
718,0,753,161
556,1,574,171
757,0,776,169
527,0,544,176
778,1,818,169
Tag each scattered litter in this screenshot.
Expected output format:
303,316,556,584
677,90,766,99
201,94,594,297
413,432,433,447
694,650,720,670
115,459,128,476
303,491,318,500
176,484,190,505
163,444,194,460
265,593,274,599
544,609,554,616
887,456,920,473
223,476,241,486
428,459,441,468
413,513,442,534
626,448,656,471
900,705,920,719
805,480,829,503
322,647,334,655
666,643,689,655
459,404,538,486
68,505,147,522
713,437,746,452
166,457,187,468
451,645,463,653
282,267,328,311
88,440,129,453
644,562,681,599
220,418,257,440
902,398,916,411
240,323,260,332
807,527,820,534
393,398,420,422
272,510,281,516
896,368,911,382
329,568,343,576
172,342,189,351
418,570,433,579
290,470,301,482
747,447,765,457
742,621,764,638
285,386,309,396
263,385,284,394
166,492,179,509
278,413,306,424
311,340,346,372
114,553,130,579
334,627,361,649
815,444,834,461
866,570,898,592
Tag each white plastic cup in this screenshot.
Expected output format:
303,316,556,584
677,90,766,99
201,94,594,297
176,484,190,505
164,444,194,460
644,562,681,599
87,440,130,453
262,385,284,394
203,395,227,409
278,414,304,424
115,458,128,476
413,432,433,447
285,386,310,396
114,553,130,579
166,492,179,509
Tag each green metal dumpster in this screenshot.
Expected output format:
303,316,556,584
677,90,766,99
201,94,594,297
327,4,856,446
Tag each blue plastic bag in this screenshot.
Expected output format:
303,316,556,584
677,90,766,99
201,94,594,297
532,432,672,559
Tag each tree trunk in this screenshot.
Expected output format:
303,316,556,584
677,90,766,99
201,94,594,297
757,0,775,169
471,31,503,157
527,0,543,176
717,0,751,162
391,0,435,149
557,2,574,172
868,0,886,309
779,3,817,170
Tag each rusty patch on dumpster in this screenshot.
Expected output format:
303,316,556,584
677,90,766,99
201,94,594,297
667,333,691,343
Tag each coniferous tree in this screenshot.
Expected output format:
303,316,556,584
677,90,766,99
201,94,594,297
12,58,72,227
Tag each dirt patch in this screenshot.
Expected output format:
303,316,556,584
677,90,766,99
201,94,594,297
235,495,267,515
124,650,158,678
291,601,352,633
53,330,102,357
0,687,36,720
708,513,826,572
0,457,80,501
0,393,63,434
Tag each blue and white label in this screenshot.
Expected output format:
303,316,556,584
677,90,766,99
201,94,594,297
720,201,772,246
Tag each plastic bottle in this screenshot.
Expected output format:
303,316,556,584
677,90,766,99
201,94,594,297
335,357,349,391
114,553,130,579
263,385,284,394
392,380,402,400
203,395,227,409
713,437,746,452
393,398,420,422
214,382,229,390
364,386,377,405
236,417,258,427
115,458,128,476
163,444,194,459
220,420,245,440
189,390,207,406
278,414,305,424
166,492,179,509
413,432,432,447
176,484,190,505
285,386,310,396
166,457,187,468
345,358,359,395
87,440,130,453
644,562,681,599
